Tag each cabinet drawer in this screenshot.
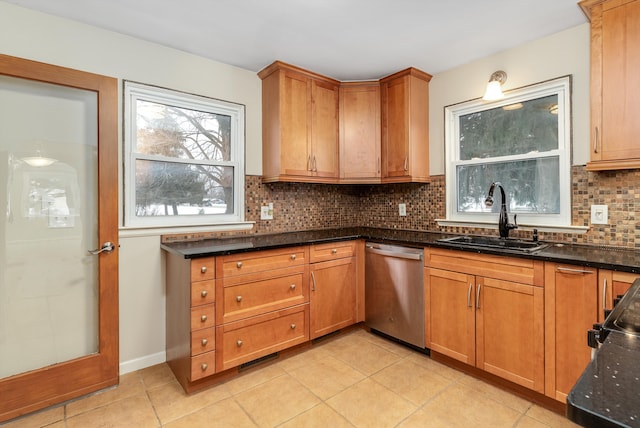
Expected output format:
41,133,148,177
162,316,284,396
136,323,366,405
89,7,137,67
191,304,215,331
310,241,356,263
191,327,215,356
191,257,215,282
218,247,307,277
221,268,308,324
190,351,215,381
218,305,309,371
191,279,215,307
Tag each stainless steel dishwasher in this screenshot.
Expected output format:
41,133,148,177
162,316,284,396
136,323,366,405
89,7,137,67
365,243,425,349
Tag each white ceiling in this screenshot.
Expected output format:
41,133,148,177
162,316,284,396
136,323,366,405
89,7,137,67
3,0,587,80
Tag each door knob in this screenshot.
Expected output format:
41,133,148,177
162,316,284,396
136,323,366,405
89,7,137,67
88,241,115,255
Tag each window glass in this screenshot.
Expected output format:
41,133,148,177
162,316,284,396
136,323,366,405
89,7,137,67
124,82,244,227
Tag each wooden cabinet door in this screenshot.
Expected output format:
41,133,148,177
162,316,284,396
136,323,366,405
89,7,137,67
380,69,431,182
310,79,339,179
597,269,639,322
382,74,410,178
476,277,544,393
425,268,475,365
339,83,381,182
281,69,312,177
544,263,598,402
309,257,356,339
586,0,640,169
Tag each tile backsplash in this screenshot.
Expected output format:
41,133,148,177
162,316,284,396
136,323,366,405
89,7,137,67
175,166,640,249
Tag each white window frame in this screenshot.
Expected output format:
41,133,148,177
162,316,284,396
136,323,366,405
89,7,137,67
123,81,245,228
444,76,572,228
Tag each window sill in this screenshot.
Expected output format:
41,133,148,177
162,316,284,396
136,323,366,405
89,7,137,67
435,219,589,235
119,221,255,238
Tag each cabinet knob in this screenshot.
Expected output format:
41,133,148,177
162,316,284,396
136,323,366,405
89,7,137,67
200,315,207,322
236,295,243,303
201,339,208,346
201,290,208,298
201,363,208,371
236,340,243,347
332,249,337,254
289,284,296,290
290,254,296,260
200,266,207,273
236,261,243,268
290,323,296,330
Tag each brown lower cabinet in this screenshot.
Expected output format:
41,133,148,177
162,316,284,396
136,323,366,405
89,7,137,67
545,264,640,402
544,263,598,403
309,241,358,339
425,248,545,394
165,240,363,393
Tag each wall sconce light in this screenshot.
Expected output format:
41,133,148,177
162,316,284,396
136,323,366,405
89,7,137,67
21,149,57,167
482,70,507,101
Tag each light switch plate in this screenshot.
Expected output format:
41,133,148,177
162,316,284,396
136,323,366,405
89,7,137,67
591,204,608,225
399,203,407,217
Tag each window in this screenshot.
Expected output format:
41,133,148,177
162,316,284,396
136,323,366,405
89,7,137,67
124,81,245,228
444,76,571,228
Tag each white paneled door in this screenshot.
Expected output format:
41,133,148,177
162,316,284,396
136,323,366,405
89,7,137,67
0,55,118,423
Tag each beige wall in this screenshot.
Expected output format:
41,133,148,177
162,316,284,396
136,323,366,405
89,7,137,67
0,1,592,372
429,23,591,174
0,2,263,373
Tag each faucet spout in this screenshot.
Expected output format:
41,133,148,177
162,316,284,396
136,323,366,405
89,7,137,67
485,182,518,238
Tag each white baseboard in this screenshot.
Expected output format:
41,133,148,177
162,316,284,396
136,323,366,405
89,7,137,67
119,351,166,375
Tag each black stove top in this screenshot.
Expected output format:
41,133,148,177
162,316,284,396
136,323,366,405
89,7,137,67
603,279,640,336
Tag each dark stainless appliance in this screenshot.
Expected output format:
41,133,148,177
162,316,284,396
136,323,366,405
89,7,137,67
365,243,425,349
568,278,640,427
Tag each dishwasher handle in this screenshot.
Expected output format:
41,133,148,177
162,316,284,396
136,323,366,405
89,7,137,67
365,245,423,261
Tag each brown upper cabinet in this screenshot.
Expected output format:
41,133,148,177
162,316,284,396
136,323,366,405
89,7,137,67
259,61,431,184
380,68,432,183
339,82,381,183
259,61,340,183
581,0,640,170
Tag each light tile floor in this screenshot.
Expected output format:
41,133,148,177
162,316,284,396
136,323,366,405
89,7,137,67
2,329,580,428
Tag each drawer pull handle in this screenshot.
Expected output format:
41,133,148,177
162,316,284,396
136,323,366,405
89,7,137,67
289,284,296,290
236,295,243,303
201,339,208,346
200,315,207,322
236,340,243,347
290,254,296,260
201,363,208,371
236,261,243,268
200,266,207,273
556,267,594,275
332,249,337,254
201,290,208,298
290,323,296,330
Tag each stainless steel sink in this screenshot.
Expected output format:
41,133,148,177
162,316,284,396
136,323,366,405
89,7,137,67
437,235,550,253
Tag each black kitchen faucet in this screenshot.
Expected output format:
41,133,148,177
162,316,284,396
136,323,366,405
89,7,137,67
485,182,518,238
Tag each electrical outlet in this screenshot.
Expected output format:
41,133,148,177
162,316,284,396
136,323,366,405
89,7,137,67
591,204,608,225
399,203,407,217
260,202,274,220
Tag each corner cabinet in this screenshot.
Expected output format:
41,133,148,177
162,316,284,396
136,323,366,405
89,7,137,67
259,61,340,183
581,0,640,170
425,248,545,394
339,82,381,183
380,68,432,183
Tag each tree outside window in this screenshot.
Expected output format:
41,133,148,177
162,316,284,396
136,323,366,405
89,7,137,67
124,82,245,228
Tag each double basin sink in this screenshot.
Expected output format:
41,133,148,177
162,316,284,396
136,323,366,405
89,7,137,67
437,235,550,253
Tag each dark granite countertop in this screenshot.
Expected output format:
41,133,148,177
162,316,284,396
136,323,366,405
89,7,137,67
161,227,640,273
567,327,640,427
